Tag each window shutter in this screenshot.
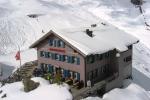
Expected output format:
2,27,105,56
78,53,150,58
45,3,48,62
40,51,44,57
58,54,61,61
45,52,48,58
57,40,61,47
60,41,65,48
63,70,67,77
67,56,69,63
68,56,72,63
70,56,73,63
65,56,68,62
43,52,46,58
60,55,64,61
49,52,52,58
52,53,55,60
48,64,52,73
55,54,59,60
77,73,80,80
49,39,53,46
66,70,70,77
77,57,80,65
53,40,57,47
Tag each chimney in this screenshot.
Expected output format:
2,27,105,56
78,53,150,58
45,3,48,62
91,24,97,27
86,29,93,37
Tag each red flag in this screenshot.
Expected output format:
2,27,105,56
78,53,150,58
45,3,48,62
15,51,20,60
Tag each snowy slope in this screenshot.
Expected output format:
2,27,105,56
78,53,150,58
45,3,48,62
0,0,150,100
0,77,72,100
0,0,99,54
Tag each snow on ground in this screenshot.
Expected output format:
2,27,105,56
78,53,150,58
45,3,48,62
0,77,150,100
0,77,72,100
0,0,150,100
83,82,150,100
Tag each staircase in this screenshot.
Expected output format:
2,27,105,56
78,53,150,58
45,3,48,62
1,60,38,85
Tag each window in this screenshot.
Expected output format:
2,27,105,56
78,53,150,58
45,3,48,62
55,53,60,61
74,57,80,65
48,52,52,58
51,53,55,60
60,41,65,48
87,55,95,63
96,54,103,60
40,51,44,57
63,70,70,78
105,52,110,58
77,72,80,80
76,57,80,65
74,72,80,80
65,55,68,62
53,40,57,47
60,55,65,62
41,52,80,65
40,63,48,72
101,64,110,73
124,56,132,62
70,56,75,64
67,56,71,63
48,64,53,73
48,39,53,46
49,39,65,48
44,52,49,58
93,69,98,78
63,69,67,77
57,40,61,47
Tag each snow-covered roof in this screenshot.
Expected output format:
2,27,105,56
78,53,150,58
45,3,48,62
30,23,139,56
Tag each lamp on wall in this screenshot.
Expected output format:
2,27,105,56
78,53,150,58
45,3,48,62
116,53,120,58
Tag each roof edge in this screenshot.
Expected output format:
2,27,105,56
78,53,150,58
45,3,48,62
29,30,53,48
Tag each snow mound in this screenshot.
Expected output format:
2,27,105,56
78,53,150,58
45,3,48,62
0,77,72,100
83,83,150,100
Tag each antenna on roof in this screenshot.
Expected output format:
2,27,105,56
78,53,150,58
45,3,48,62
86,29,94,37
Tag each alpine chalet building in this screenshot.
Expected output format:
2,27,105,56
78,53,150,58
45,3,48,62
30,23,139,92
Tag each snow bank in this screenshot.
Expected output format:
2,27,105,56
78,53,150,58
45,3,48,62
0,77,72,100
83,83,150,100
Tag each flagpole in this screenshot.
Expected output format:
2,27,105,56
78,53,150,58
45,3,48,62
18,46,21,68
